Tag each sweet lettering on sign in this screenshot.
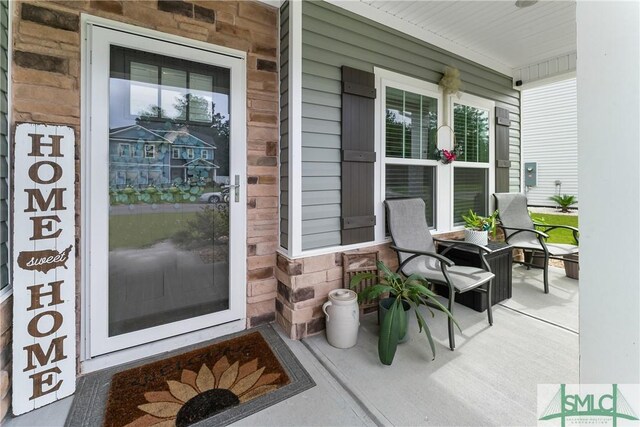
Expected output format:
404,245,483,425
12,124,76,415
17,245,73,274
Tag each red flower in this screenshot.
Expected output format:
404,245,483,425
443,150,456,162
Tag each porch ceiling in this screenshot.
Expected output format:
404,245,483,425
331,0,577,77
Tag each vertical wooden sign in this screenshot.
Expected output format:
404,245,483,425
12,124,76,415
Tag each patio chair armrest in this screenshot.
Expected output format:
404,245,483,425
498,225,549,240
389,245,455,267
534,223,580,243
433,238,492,254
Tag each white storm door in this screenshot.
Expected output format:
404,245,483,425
87,25,246,357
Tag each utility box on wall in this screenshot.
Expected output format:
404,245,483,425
524,162,537,187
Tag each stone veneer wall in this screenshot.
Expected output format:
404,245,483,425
0,296,10,420
275,244,398,339
275,231,467,339
8,0,279,412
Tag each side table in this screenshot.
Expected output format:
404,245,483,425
435,241,513,312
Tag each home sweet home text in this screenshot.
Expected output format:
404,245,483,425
12,124,76,415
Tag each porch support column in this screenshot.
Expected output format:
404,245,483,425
577,1,640,383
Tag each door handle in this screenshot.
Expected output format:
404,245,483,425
228,175,240,202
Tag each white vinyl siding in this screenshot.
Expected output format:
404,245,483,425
521,78,577,207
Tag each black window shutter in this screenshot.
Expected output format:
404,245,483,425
341,66,376,245
495,107,511,193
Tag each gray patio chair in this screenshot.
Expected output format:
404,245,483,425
385,198,495,351
493,193,579,294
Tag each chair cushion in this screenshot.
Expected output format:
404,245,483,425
402,259,495,293
493,193,539,242
385,198,437,263
507,238,579,256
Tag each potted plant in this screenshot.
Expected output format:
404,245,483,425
549,194,577,213
351,262,459,366
462,209,499,246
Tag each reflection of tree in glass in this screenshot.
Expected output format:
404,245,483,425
177,95,230,176
137,95,228,132
386,109,405,158
172,206,229,248
385,104,437,159
454,105,489,163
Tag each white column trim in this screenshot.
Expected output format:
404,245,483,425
288,0,303,257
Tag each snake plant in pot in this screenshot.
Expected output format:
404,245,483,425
351,261,459,366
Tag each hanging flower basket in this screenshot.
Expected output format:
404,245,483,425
434,146,463,164
434,124,463,164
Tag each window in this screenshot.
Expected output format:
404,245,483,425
111,45,230,125
201,150,208,159
385,87,438,161
452,101,493,225
384,84,439,227
144,144,156,158
453,168,488,224
118,143,131,157
172,148,180,159
453,104,490,163
375,68,494,236
186,148,194,159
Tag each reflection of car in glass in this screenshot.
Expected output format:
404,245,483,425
200,192,223,203
201,185,231,204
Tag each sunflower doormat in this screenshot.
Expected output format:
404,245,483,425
65,325,315,427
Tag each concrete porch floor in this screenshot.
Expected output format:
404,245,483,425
5,265,578,427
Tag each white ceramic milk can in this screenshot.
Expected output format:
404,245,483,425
322,289,359,349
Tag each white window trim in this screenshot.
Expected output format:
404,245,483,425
172,148,180,159
186,147,194,159
201,150,208,159
449,92,496,230
144,143,156,158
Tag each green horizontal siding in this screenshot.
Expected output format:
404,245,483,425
280,2,290,249
300,0,521,250
0,0,7,290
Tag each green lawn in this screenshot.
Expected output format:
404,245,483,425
109,212,197,250
530,213,579,245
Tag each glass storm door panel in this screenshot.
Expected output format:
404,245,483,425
89,26,246,357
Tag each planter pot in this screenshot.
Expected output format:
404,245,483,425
464,229,488,246
524,250,546,267
378,297,410,343
563,254,579,280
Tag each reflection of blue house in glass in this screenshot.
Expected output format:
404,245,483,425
109,125,218,187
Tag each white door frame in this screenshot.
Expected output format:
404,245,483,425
82,19,247,361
